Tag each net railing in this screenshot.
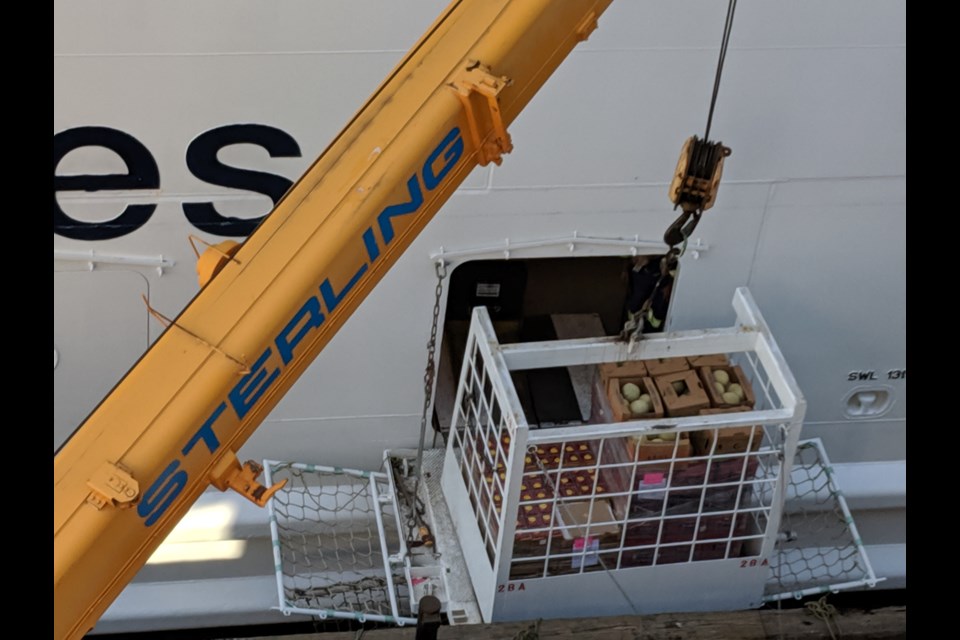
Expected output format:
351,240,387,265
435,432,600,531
264,461,414,624
764,439,883,601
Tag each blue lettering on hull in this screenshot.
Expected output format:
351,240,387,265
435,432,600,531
137,127,463,526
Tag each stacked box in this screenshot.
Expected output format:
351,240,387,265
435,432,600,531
654,370,711,417
624,498,750,559
513,467,611,542
598,360,648,381
556,500,620,538
623,509,752,565
555,468,608,498
645,357,690,377
606,376,664,421
479,432,512,471
599,434,688,521
671,456,761,487
589,388,614,424
691,408,764,455
687,354,730,368
526,441,597,471
626,432,692,462
692,541,743,562
591,361,648,423
698,364,756,410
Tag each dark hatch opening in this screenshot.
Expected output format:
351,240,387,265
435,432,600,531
432,256,678,438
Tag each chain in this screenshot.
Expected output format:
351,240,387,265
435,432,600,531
624,247,681,351
414,260,448,490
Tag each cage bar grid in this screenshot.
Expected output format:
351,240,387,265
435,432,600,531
442,288,811,620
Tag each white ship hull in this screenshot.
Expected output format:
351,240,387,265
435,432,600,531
54,0,905,633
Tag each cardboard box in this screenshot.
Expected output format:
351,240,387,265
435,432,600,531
691,409,764,455
687,354,730,368
626,432,692,462
607,376,664,421
644,357,690,377
557,468,607,498
698,364,756,410
590,376,614,423
680,456,760,484
598,360,648,382
591,437,636,520
556,499,620,538
654,370,711,417
692,541,744,562
592,362,650,423
527,441,597,471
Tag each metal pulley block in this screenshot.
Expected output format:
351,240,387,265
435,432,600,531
669,135,731,212
664,136,731,246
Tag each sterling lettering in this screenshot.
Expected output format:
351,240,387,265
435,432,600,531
136,127,463,527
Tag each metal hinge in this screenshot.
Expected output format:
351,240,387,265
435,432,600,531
86,461,140,510
450,61,513,166
209,451,287,508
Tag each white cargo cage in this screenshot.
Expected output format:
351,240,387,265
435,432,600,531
443,286,803,622
266,287,881,625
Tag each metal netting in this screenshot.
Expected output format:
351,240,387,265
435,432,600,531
764,439,882,601
264,462,413,624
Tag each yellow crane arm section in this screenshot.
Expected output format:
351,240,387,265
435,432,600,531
53,1,613,638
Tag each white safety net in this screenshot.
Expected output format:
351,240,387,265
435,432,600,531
765,439,881,601
264,462,411,623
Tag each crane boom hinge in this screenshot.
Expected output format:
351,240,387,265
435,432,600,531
86,462,140,510
209,451,287,508
450,61,513,166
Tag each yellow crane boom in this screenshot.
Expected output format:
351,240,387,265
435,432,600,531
53,1,614,638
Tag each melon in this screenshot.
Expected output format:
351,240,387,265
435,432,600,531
630,398,652,415
621,382,641,402
722,391,740,404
